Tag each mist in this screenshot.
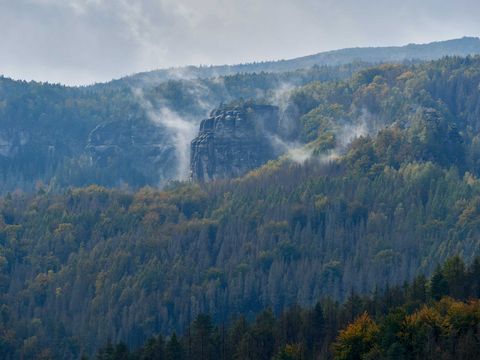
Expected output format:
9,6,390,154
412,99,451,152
2,0,479,85
270,107,380,165
133,88,198,181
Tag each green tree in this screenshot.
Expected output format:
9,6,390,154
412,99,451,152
165,333,183,360
430,266,448,300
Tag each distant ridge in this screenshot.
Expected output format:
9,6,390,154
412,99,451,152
113,36,480,87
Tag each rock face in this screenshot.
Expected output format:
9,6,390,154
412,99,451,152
86,119,177,184
190,104,280,182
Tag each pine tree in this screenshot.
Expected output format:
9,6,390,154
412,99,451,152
165,333,183,360
430,266,448,300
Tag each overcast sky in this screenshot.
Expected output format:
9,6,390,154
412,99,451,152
0,0,479,86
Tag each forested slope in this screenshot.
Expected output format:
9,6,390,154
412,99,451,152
96,256,480,360
2,37,480,193
0,63,365,192
1,57,480,357
109,36,480,89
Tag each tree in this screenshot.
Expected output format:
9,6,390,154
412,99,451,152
302,302,325,356
430,266,448,300
165,333,183,360
250,309,276,360
442,256,467,299
139,335,165,360
468,257,480,298
190,314,218,360
333,313,379,360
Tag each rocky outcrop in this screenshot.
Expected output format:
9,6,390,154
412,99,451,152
190,103,280,182
86,119,177,183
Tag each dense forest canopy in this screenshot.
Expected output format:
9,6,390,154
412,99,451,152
95,256,480,360
1,56,480,357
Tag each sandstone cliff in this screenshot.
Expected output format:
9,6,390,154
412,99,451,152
190,103,280,182
86,119,177,183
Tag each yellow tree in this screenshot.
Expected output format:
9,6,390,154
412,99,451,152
333,312,379,360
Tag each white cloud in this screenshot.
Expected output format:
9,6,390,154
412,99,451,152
0,0,479,85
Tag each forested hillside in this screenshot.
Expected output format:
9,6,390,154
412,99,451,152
96,256,480,360
0,63,365,192
1,37,480,193
1,57,480,358
107,36,480,89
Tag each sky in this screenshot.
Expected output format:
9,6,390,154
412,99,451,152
0,0,479,86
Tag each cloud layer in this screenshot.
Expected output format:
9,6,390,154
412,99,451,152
1,0,479,85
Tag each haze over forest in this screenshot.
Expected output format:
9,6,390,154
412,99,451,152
2,1,480,359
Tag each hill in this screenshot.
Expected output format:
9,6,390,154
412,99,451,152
1,37,480,193
1,57,480,357
110,36,480,88
0,63,366,193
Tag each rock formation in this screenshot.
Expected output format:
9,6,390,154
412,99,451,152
190,103,280,182
86,119,177,183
